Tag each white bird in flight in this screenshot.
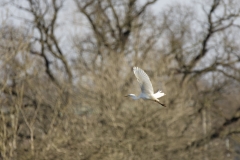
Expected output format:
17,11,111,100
125,67,166,107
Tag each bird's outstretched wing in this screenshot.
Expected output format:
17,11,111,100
133,67,154,95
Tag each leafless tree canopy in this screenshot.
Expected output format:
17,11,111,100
1,0,240,159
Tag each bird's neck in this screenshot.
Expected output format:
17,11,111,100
129,94,139,100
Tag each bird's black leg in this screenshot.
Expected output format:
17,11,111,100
155,100,166,107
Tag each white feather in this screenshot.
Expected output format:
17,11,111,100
154,90,166,99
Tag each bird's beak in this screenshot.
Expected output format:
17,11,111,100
124,95,128,97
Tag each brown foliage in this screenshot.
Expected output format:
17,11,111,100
1,0,240,160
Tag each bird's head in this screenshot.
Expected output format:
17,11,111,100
125,94,135,97
124,94,137,99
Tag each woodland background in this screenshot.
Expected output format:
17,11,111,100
1,0,240,159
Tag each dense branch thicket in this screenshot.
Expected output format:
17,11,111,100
0,0,240,159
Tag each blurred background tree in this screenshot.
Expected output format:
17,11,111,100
0,0,240,159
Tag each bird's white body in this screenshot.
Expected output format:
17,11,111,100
126,67,166,107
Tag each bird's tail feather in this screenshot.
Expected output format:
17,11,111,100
154,90,165,99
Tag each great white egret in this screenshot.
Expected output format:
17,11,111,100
125,67,166,107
